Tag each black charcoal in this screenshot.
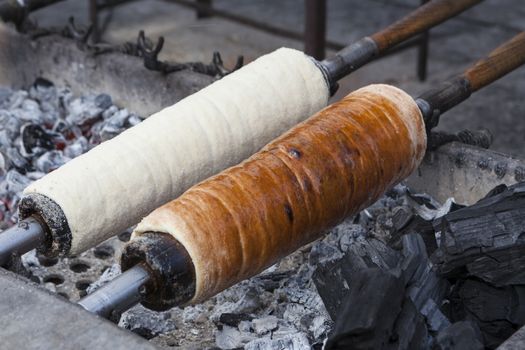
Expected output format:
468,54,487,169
95,94,113,110
434,321,484,350
452,279,523,348
432,182,525,286
324,268,405,350
0,87,12,106
218,313,253,328
313,249,373,320
420,299,450,333
20,123,55,155
390,298,429,350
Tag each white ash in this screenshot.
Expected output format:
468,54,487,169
119,304,178,340
86,263,121,294
0,79,143,227
244,332,311,350
405,190,457,221
252,316,278,335
21,249,40,268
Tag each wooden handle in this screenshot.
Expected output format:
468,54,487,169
371,0,482,52
322,0,481,84
464,32,525,92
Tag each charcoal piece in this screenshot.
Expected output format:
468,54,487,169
4,251,34,280
29,79,58,113
313,236,405,321
400,233,428,285
420,299,450,333
3,169,31,194
390,210,437,254
32,77,54,89
127,115,143,127
434,321,484,350
87,264,121,294
2,112,22,141
388,297,428,350
119,304,177,340
252,315,278,335
52,119,69,134
20,123,55,155
7,90,28,110
218,313,253,328
63,136,89,159
432,182,525,286
512,287,525,325
452,279,522,348
102,105,118,120
0,152,5,177
347,236,402,271
401,234,450,313
33,150,70,173
256,271,292,282
308,241,343,266
407,263,449,314
324,268,405,350
15,99,43,123
458,280,514,322
65,95,105,126
95,94,112,110
392,207,414,233
5,147,30,172
482,183,508,198
105,109,129,128
313,249,378,320
0,87,12,107
464,245,525,287
214,325,245,349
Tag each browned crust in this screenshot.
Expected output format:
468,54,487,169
134,84,426,303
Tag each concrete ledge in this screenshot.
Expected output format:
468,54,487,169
0,268,158,350
0,23,214,117
407,142,525,205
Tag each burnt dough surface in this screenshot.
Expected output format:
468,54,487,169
134,84,427,304
23,48,329,255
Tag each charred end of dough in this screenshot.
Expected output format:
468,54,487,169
18,193,72,257
121,232,196,311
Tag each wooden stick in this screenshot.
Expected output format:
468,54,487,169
464,31,525,92
371,0,483,52
417,31,525,128
323,0,483,84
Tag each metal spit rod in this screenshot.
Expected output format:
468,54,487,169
0,217,46,266
78,264,151,319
